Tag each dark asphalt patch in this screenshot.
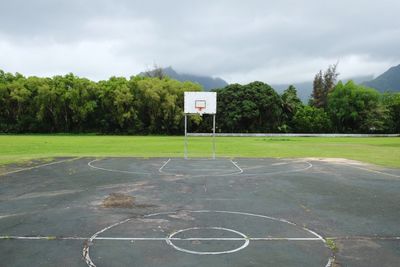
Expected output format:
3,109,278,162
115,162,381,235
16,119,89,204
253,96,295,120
102,193,135,208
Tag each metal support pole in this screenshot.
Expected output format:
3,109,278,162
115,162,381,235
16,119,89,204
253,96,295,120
212,114,216,159
184,114,188,159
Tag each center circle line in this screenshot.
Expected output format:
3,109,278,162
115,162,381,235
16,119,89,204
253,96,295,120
166,227,250,255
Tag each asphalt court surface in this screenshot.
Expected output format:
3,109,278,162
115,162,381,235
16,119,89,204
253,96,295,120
0,157,399,266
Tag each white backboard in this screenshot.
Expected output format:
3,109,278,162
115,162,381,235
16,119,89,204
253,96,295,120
184,92,217,114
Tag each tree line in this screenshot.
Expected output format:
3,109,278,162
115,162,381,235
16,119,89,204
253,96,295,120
0,68,399,134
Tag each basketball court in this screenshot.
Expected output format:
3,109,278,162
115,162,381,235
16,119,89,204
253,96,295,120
0,157,400,266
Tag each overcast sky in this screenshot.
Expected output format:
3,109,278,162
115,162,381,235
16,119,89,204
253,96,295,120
1,0,399,84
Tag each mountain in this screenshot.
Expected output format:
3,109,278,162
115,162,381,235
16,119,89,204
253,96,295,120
363,64,400,92
138,64,400,100
272,75,374,102
139,67,228,91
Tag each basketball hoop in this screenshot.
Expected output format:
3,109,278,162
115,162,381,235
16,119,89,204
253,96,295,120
195,100,206,115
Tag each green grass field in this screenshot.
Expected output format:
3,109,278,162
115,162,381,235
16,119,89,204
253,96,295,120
0,135,399,168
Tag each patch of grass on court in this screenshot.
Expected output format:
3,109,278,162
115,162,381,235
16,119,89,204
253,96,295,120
326,238,339,253
0,135,399,168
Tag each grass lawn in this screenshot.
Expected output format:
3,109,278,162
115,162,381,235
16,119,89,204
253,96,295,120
0,135,399,168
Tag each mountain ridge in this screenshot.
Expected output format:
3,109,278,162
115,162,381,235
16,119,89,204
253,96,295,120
139,66,228,90
363,64,400,92
139,64,400,102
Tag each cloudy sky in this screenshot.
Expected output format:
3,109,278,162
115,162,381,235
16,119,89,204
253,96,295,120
1,0,399,84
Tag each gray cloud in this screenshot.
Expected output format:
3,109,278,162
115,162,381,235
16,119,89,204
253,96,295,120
0,0,399,84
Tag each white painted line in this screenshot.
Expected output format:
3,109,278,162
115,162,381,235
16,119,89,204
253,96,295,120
325,257,335,267
202,198,241,201
87,159,151,175
345,164,400,178
271,162,288,166
166,227,250,255
90,237,322,241
158,158,171,173
0,213,27,220
0,158,80,176
83,217,132,267
95,237,167,241
326,236,400,241
245,237,321,241
3,235,398,241
0,236,86,240
158,159,244,177
240,160,313,176
230,160,244,174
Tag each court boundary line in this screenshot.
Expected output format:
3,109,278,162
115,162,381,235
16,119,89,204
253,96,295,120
2,235,398,241
0,236,323,241
343,164,400,178
157,158,244,177
0,158,80,176
230,160,243,174
237,160,313,177
88,158,152,175
158,158,171,173
88,157,313,177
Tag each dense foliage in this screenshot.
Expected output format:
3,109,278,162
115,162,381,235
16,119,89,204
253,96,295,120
327,81,387,133
215,82,283,132
0,70,201,134
0,69,399,134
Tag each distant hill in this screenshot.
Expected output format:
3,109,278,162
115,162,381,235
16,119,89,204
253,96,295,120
363,64,400,92
272,75,373,102
138,65,400,101
139,67,228,91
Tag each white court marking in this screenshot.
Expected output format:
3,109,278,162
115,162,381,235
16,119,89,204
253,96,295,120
343,164,400,178
230,160,243,174
239,160,313,176
166,227,250,255
158,158,244,177
89,157,313,177
0,236,324,241
0,157,79,176
3,235,398,241
158,158,171,173
88,159,152,175
82,210,334,267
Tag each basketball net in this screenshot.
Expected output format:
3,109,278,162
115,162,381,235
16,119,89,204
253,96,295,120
195,107,205,116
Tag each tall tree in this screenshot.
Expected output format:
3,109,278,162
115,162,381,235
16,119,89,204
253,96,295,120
142,64,166,79
327,81,386,133
324,63,339,95
35,78,64,132
281,85,303,131
381,93,400,133
311,63,339,109
311,70,324,108
216,82,283,132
